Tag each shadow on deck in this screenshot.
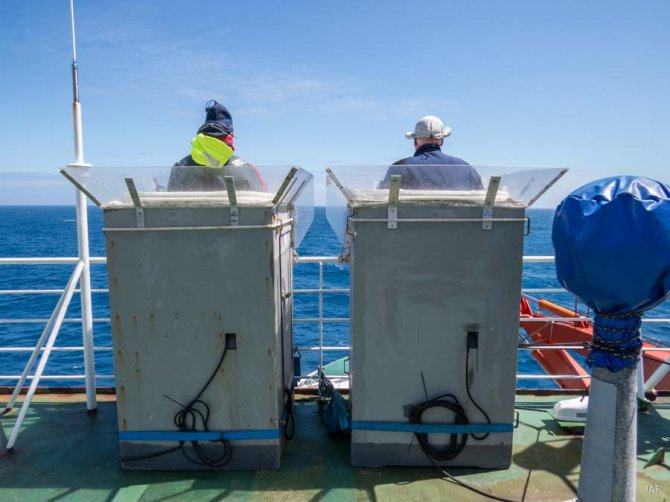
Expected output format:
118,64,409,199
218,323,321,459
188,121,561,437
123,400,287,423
1,394,669,501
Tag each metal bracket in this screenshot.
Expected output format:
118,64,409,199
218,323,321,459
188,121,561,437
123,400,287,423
527,168,568,207
273,167,297,205
124,177,144,228
482,176,501,231
60,169,102,207
388,175,400,230
224,176,238,226
325,167,354,204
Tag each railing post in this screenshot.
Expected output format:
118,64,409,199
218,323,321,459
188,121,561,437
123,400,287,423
76,189,97,412
319,261,324,374
5,263,84,449
637,351,646,402
3,264,85,412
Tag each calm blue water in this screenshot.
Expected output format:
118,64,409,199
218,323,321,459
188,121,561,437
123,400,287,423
1,207,668,388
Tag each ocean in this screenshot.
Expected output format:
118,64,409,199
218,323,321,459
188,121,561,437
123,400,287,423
1,206,668,389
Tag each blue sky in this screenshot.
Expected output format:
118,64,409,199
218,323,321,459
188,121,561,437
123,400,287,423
1,0,669,205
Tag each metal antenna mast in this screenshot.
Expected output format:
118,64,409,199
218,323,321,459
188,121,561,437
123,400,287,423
68,0,97,412
3,0,99,451
69,0,86,165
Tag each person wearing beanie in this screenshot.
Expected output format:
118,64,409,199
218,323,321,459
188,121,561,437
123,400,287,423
168,100,265,191
380,115,482,190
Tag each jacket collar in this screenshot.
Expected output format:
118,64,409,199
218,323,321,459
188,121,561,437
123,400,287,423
190,133,234,167
414,144,442,156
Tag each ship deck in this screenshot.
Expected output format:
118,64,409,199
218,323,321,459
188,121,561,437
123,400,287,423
1,392,669,501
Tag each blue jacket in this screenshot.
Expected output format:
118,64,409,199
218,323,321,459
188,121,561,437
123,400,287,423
381,144,483,190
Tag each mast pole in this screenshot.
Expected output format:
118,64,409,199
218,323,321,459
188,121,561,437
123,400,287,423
68,0,97,412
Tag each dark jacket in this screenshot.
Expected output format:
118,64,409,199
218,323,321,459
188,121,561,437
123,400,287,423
381,144,483,190
168,155,265,192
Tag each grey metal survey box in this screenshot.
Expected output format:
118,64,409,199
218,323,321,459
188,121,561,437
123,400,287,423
326,166,566,468
62,166,313,470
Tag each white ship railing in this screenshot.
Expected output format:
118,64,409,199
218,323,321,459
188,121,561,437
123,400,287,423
2,255,670,384
3,254,670,447
290,256,670,400
0,254,93,449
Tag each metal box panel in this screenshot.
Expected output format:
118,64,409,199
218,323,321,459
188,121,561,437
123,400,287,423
104,205,293,470
349,204,524,468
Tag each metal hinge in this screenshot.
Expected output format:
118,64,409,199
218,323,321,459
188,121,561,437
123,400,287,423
388,175,400,230
224,176,238,226
124,177,144,229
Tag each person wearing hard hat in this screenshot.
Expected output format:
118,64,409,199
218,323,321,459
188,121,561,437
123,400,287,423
168,100,266,191
380,115,482,190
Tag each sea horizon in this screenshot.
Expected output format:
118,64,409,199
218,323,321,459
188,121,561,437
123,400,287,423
1,206,668,389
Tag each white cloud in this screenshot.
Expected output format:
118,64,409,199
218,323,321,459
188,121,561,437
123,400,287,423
78,19,456,120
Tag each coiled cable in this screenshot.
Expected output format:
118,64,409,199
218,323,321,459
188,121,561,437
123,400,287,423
409,393,469,461
123,344,233,467
410,344,517,501
169,344,233,468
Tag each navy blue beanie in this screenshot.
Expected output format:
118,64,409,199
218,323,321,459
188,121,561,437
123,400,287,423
197,100,234,136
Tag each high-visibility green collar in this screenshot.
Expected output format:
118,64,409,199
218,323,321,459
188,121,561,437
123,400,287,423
191,133,234,167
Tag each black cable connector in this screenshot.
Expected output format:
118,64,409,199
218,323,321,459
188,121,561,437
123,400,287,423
467,331,479,349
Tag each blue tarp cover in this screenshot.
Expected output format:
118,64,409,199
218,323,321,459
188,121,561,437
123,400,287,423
553,176,670,371
553,176,670,315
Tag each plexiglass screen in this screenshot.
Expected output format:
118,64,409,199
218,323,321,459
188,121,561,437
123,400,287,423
60,165,315,247
325,165,567,244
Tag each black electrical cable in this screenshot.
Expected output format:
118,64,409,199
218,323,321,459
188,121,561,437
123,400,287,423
429,457,519,502
411,347,492,462
465,346,492,440
411,344,516,501
409,393,468,461
410,390,518,502
121,445,181,463
169,344,233,468
122,345,233,468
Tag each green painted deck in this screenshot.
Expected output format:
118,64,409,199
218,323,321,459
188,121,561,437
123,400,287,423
1,393,669,501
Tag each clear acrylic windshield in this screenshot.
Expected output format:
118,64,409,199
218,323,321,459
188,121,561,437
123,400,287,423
60,165,315,246
326,165,566,244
